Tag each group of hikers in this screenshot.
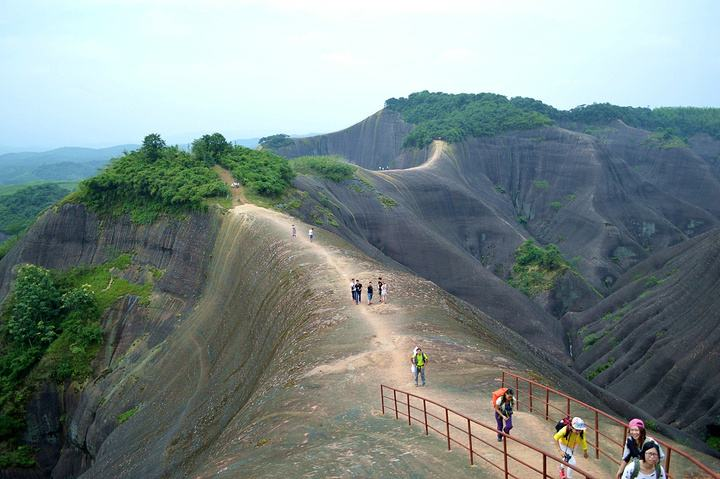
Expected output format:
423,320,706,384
350,277,388,305
493,388,667,478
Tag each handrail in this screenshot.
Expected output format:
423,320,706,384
380,384,599,478
502,371,720,479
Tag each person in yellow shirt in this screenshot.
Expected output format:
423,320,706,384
554,417,590,478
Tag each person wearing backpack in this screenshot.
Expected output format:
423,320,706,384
615,419,665,479
411,347,428,386
621,441,667,479
554,417,590,479
492,388,515,442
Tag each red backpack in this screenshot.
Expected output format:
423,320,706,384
491,387,508,408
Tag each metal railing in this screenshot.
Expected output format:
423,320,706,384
380,384,598,478
502,371,719,479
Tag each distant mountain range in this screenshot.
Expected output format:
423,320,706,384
0,138,260,185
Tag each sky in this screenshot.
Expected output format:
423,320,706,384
1,0,719,150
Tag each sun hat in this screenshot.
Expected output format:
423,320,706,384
571,417,587,430
628,418,645,429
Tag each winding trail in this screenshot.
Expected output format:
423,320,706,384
215,170,616,478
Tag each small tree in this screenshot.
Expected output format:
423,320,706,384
141,133,166,162
191,133,231,166
7,264,60,347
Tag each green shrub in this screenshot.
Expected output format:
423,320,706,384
291,156,355,182
0,445,35,468
259,134,294,149
586,359,614,381
550,201,563,210
508,240,568,296
75,135,228,223
219,146,294,197
707,435,720,452
533,180,550,190
378,194,398,208
117,406,140,424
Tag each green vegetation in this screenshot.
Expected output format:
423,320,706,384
645,128,688,149
219,146,294,197
291,156,356,182
582,331,605,350
550,201,563,210
707,435,720,452
586,359,614,381
494,185,506,194
385,91,553,148
259,134,294,149
191,133,232,166
533,180,550,190
0,255,153,466
75,134,228,223
117,406,140,424
385,91,720,148
378,194,398,208
644,275,660,288
0,183,71,235
508,240,568,296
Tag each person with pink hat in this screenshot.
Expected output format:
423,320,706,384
615,418,665,479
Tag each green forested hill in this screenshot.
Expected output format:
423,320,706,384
385,91,720,147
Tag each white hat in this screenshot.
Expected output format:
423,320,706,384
571,417,587,431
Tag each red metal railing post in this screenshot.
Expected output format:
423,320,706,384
542,454,547,479
381,385,385,415
664,447,671,475
445,408,451,450
566,396,570,416
423,399,428,435
502,370,506,388
503,431,509,479
595,411,599,459
545,388,549,420
393,389,398,420
407,392,411,426
468,418,473,465
515,376,520,411
529,382,533,413
622,426,628,454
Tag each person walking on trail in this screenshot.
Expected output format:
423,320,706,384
411,347,428,386
381,281,387,303
367,281,374,305
616,419,665,479
291,224,296,239
377,277,383,303
355,280,362,305
492,387,514,441
308,228,314,242
621,442,667,479
351,279,357,304
554,417,590,479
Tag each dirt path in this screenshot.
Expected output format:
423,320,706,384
213,165,247,205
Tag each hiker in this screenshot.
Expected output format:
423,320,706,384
554,417,590,479
621,442,667,479
355,280,362,305
367,281,373,305
351,278,357,304
615,419,665,479
291,224,297,238
411,346,419,378
377,277,383,303
381,281,387,303
411,346,428,386
308,228,314,242
492,387,515,441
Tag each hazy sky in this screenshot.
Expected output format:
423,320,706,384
1,0,719,150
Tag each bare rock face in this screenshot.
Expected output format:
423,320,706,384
566,229,720,439
273,109,428,170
